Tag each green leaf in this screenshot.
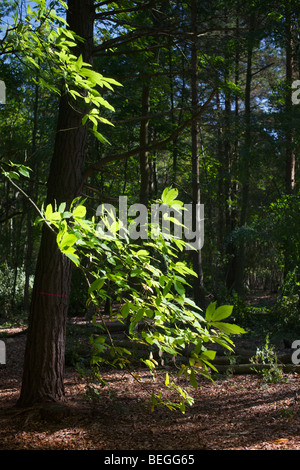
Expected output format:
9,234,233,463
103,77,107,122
26,55,40,69
212,305,233,321
44,204,53,219
62,28,76,41
189,369,198,389
199,350,216,361
90,127,111,144
179,400,186,413
103,77,122,87
163,279,173,297
173,238,186,251
162,345,178,355
3,171,19,180
136,249,149,257
143,359,156,370
161,187,178,205
50,211,62,222
121,302,130,319
205,301,217,321
64,251,80,266
173,262,197,277
80,68,105,86
72,205,86,218
82,115,89,126
159,275,168,287
135,308,145,322
18,166,31,178
59,233,77,250
88,278,105,295
58,202,66,213
212,322,246,335
174,281,185,296
75,54,83,71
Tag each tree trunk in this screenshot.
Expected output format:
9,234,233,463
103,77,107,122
24,68,40,312
225,9,241,292
234,11,255,295
191,0,206,309
223,80,235,291
17,0,95,407
285,2,295,194
139,83,150,206
284,3,296,279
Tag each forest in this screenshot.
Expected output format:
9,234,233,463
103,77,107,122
0,0,299,452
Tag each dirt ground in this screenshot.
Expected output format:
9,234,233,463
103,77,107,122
1,328,300,451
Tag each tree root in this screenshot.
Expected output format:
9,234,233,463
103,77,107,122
0,402,72,424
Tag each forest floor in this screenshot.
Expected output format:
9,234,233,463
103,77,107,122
1,294,300,451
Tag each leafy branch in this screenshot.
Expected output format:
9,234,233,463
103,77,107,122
41,187,246,412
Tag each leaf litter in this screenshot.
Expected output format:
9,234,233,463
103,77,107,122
1,331,300,450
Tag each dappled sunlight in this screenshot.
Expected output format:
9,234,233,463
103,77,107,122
1,333,300,450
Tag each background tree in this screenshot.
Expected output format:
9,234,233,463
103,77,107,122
17,0,98,407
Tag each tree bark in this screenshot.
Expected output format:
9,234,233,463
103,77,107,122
223,57,235,291
24,67,40,312
191,0,206,309
139,83,150,206
226,11,240,291
234,11,255,295
285,2,295,194
17,0,95,407
283,2,296,280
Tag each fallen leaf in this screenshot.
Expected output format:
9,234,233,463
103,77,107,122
273,438,289,445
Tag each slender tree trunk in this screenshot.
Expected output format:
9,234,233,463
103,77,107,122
191,0,205,309
284,3,296,279
139,83,150,206
24,69,40,312
216,90,225,259
17,0,95,407
224,87,235,291
285,5,295,194
234,11,254,294
225,9,240,292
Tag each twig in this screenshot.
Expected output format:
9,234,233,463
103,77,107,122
2,172,55,234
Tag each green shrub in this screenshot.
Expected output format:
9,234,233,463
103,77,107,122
250,335,286,384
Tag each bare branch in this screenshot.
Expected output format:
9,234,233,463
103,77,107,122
93,43,164,58
95,1,159,19
112,106,191,125
0,211,23,224
83,88,217,182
